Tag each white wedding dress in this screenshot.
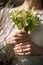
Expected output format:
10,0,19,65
0,9,43,65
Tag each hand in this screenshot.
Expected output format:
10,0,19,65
14,42,31,55
12,30,32,55
5,30,19,45
5,30,32,55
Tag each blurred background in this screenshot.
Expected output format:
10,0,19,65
0,0,43,10
0,0,25,9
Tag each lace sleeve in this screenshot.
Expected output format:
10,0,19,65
0,20,15,64
3,20,15,59
0,41,6,61
0,41,13,65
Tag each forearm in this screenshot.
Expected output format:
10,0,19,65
31,42,43,56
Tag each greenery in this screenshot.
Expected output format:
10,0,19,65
10,9,41,32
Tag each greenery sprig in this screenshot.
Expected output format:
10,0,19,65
10,9,41,32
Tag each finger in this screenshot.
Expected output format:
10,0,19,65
14,42,30,47
6,37,17,45
14,47,31,53
13,36,29,42
15,43,23,47
15,44,31,49
15,52,24,55
6,36,15,42
13,45,22,50
24,52,31,55
23,48,31,52
14,49,23,53
13,38,30,44
14,30,29,37
21,44,31,49
13,33,29,39
17,30,27,34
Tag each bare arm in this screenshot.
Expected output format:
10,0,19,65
31,42,43,56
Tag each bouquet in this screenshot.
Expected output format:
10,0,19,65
10,9,41,32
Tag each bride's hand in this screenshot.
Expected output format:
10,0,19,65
13,30,32,55
5,30,31,55
5,31,19,45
